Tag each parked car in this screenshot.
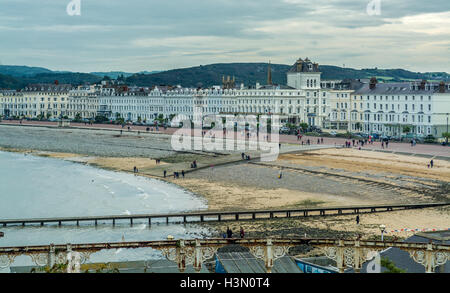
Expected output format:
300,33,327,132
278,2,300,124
329,131,337,136
279,126,290,134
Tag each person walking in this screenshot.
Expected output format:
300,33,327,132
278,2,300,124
430,160,434,168
163,170,167,178
356,215,360,225
181,170,185,178
240,227,245,238
226,227,233,238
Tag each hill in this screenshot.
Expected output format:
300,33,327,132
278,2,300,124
0,74,24,89
125,63,450,88
0,65,53,77
0,63,449,90
90,71,160,79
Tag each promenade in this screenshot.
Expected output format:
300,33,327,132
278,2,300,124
1,120,448,158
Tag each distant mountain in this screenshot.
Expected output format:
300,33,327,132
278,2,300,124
0,73,24,89
90,71,160,79
125,63,450,88
0,72,102,90
0,63,448,90
0,65,53,77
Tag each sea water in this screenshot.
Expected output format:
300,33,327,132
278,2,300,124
0,151,210,272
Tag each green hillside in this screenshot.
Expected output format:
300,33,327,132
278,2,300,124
125,63,450,87
1,63,449,90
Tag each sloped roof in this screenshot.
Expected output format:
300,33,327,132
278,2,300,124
216,252,302,273
288,58,320,73
353,82,449,95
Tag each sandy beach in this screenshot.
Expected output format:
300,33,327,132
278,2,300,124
1,125,448,240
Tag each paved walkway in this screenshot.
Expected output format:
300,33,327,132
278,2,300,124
143,144,335,178
2,120,448,157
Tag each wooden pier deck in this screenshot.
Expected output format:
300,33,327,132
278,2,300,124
1,202,448,227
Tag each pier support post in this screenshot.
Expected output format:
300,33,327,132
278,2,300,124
48,244,56,268
265,239,274,273
194,239,202,273
177,240,186,273
235,214,239,221
336,240,345,273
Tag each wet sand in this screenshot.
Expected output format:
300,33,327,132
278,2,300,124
2,143,448,240
279,148,450,182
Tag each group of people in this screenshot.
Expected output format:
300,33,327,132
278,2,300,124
190,160,198,168
162,169,185,178
173,170,185,179
223,226,245,239
301,139,311,146
133,166,139,174
241,153,251,160
155,158,162,164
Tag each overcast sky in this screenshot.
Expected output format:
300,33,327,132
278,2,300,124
0,0,449,73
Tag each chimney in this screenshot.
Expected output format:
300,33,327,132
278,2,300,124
419,79,427,90
369,77,377,90
267,61,272,85
439,81,445,93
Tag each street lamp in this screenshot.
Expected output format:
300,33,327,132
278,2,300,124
379,224,386,242
446,113,449,145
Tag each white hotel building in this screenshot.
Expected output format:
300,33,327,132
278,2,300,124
1,57,449,139
96,58,329,127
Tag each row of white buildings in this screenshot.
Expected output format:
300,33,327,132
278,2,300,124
1,57,449,138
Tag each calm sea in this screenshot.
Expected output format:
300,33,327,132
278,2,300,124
0,151,210,272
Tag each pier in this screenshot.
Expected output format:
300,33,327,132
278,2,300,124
1,202,448,227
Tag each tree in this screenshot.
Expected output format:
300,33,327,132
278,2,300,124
381,257,406,273
402,125,411,134
299,123,308,132
74,113,82,122
442,132,450,142
95,115,109,123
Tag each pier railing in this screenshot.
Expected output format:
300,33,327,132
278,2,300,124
0,237,449,273
0,202,448,227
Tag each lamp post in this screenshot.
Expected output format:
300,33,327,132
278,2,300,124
379,224,386,242
446,113,449,145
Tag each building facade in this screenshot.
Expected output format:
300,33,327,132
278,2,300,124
1,57,449,139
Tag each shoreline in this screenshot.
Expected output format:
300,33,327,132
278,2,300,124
1,124,449,242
